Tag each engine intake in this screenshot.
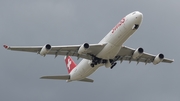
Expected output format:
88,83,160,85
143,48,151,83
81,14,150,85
40,44,51,56
132,47,144,59
78,43,89,54
153,53,164,65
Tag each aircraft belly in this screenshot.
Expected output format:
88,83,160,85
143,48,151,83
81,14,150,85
97,43,121,59
98,26,132,59
117,29,134,45
70,59,100,81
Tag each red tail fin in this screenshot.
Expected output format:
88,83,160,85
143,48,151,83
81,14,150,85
64,56,77,74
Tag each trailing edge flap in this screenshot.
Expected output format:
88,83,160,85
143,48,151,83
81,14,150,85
79,78,94,83
40,75,70,80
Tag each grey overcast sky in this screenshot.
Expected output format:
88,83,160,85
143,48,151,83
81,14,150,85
0,0,180,101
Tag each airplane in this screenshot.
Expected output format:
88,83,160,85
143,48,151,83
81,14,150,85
3,11,174,83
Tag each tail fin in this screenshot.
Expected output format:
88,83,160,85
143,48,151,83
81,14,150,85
64,56,77,74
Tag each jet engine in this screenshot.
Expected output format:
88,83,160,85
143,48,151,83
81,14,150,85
132,48,144,59
40,44,51,56
105,60,111,68
153,54,164,65
78,43,89,54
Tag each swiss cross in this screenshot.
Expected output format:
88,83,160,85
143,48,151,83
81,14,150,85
67,59,72,70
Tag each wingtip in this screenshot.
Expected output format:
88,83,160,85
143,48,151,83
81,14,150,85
3,45,9,49
40,77,44,79
168,59,174,63
40,76,46,79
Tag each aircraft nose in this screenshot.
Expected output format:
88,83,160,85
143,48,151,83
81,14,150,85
137,11,143,19
135,11,143,21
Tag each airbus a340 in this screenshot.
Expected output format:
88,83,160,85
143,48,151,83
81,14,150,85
4,11,174,82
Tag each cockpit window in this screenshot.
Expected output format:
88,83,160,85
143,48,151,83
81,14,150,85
132,12,136,15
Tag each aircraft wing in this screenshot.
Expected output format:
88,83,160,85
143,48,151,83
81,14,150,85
117,46,174,64
3,43,107,59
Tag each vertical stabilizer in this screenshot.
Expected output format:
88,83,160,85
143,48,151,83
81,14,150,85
64,56,77,74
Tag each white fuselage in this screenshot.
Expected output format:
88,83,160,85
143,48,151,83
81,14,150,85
70,11,143,81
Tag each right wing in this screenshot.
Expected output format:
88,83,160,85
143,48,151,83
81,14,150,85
3,43,107,60
117,46,174,64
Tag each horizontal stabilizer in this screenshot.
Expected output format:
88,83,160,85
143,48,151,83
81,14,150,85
79,78,94,83
40,75,70,80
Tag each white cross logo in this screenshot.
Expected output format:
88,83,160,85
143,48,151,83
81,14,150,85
67,59,72,70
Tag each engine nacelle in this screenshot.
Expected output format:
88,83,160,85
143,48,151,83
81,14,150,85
105,60,111,68
40,44,51,56
78,43,89,54
132,47,144,59
153,54,164,65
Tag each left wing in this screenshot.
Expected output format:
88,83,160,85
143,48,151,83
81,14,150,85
3,43,107,60
117,46,174,64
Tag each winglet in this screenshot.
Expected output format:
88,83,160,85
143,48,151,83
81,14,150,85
3,45,9,49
